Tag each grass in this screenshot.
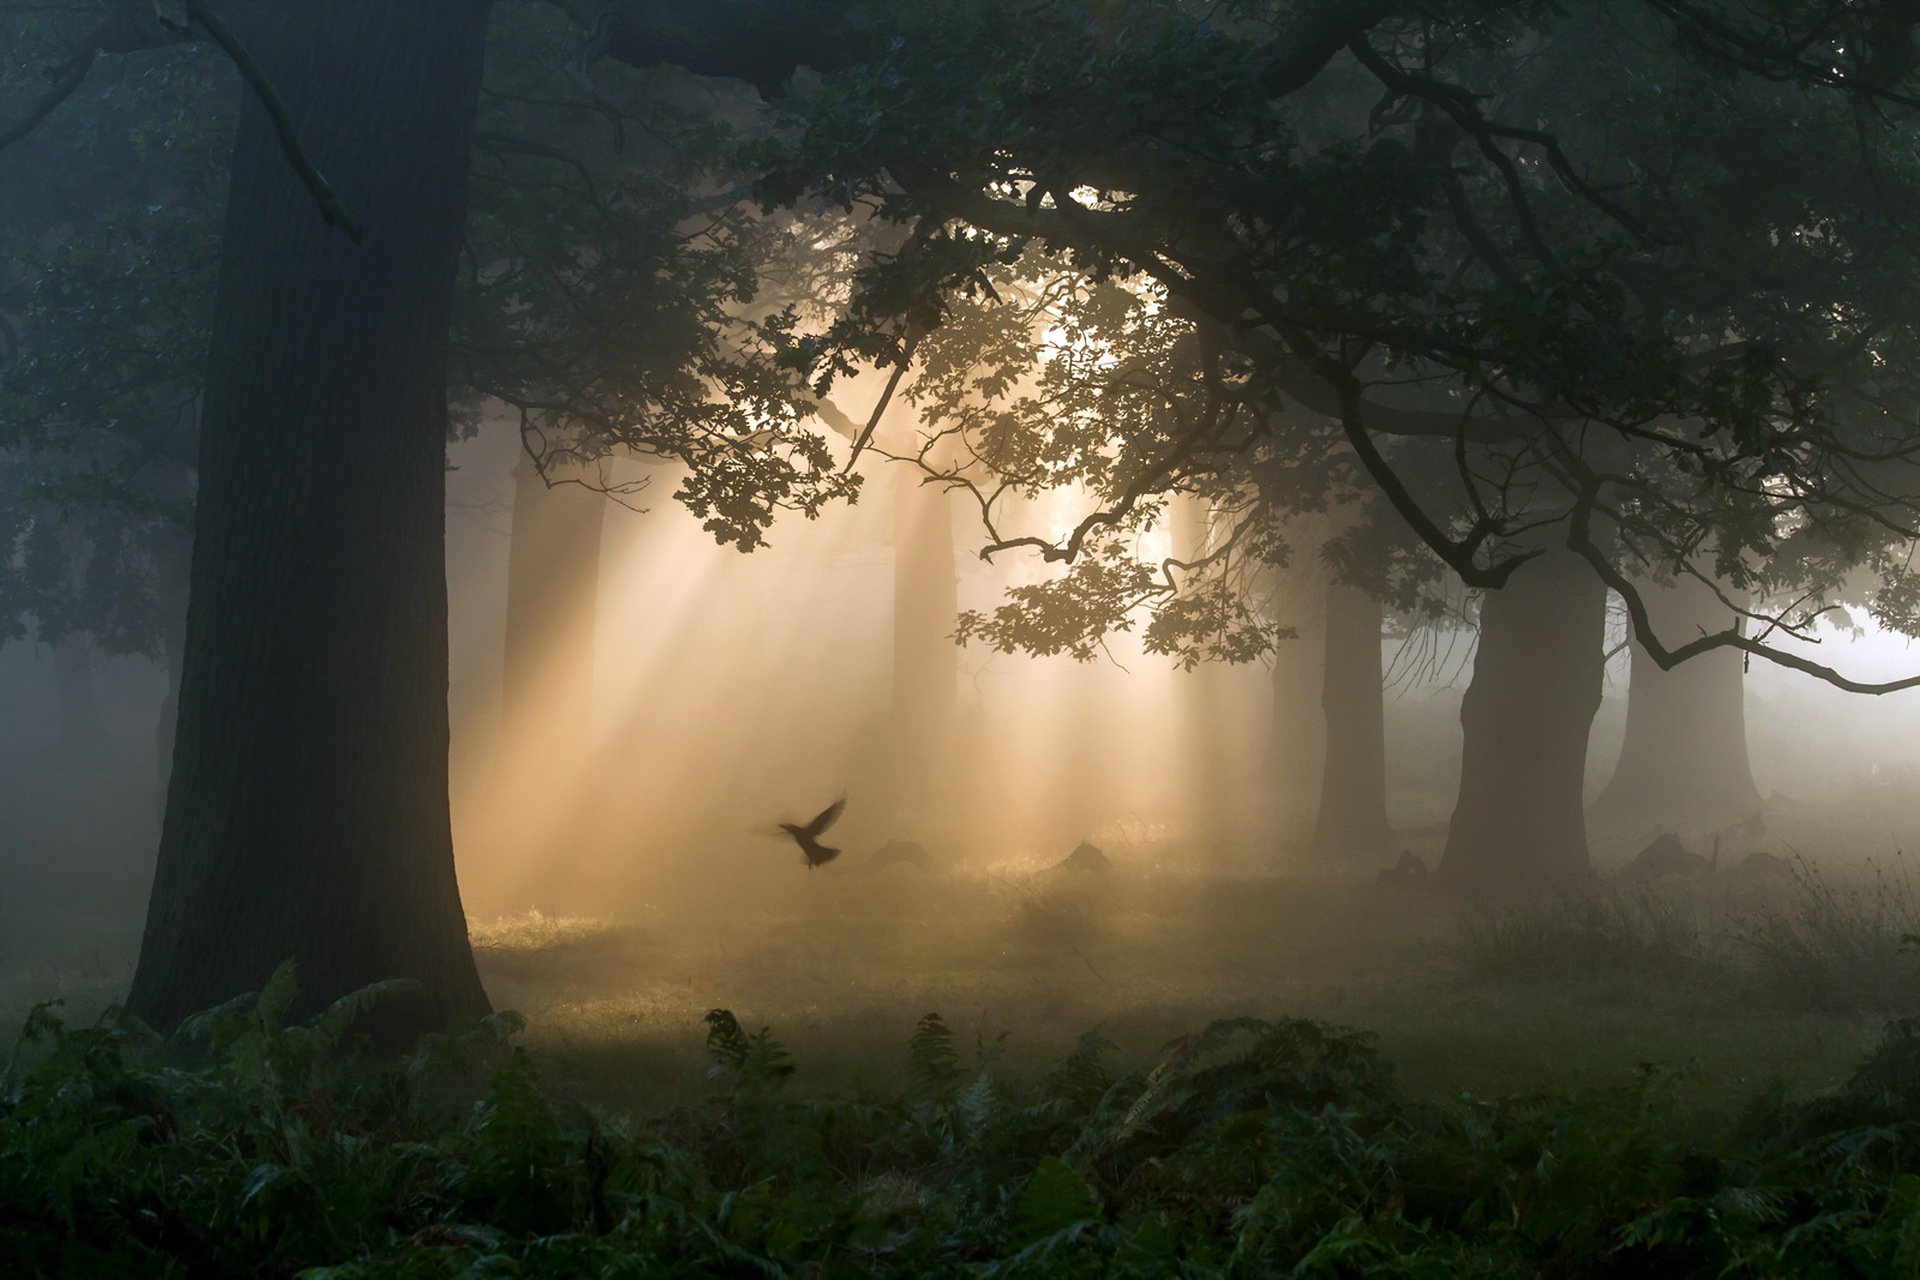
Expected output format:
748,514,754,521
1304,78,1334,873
1458,852,1920,1017
5,853,1897,1122
447,864,1888,1129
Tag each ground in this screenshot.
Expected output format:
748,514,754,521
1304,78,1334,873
5,802,1911,1137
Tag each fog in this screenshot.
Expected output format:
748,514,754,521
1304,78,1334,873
8,411,1920,1002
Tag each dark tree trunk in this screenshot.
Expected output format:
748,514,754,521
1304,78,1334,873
882,468,959,823
1592,575,1760,833
129,2,493,1039
1439,547,1607,887
501,453,603,750
1310,583,1390,856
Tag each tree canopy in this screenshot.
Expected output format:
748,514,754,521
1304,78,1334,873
9,1,1920,686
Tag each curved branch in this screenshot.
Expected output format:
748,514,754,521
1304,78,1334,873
1333,375,1535,589
1567,481,1920,694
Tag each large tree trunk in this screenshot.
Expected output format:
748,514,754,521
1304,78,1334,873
1438,547,1607,887
1592,575,1761,834
129,2,493,1040
1310,583,1390,856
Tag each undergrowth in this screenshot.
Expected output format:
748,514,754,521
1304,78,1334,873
6,963,1920,1276
1461,856,1920,1015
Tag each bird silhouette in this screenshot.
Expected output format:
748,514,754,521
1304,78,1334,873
778,795,846,869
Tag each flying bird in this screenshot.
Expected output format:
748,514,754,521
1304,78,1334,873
778,795,847,869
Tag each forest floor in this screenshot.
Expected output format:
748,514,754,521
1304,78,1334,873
460,830,1916,1136
7,822,1920,1273
4,805,1914,1136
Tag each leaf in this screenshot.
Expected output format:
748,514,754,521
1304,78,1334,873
256,957,300,1028
237,1161,291,1211
1014,1157,1100,1244
313,978,420,1043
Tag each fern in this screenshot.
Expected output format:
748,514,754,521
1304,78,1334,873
907,1012,962,1104
704,1008,753,1073
5,993,1920,1276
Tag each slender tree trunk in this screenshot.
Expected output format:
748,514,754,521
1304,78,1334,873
1267,551,1328,847
883,467,959,824
1171,494,1234,850
1310,583,1390,856
501,453,603,751
1592,575,1760,833
129,1,493,1040
50,632,104,765
1438,547,1607,887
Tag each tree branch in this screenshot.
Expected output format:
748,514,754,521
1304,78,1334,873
1567,480,1920,694
187,0,364,244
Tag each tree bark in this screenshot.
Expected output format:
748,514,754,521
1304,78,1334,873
1592,574,1760,834
129,1,493,1040
1310,583,1390,856
1438,546,1607,887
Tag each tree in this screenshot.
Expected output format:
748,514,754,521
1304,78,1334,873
1439,544,1609,886
125,1,498,1035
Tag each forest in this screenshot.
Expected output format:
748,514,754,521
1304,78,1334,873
6,0,1920,1274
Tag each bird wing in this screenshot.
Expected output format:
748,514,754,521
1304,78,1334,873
800,794,847,838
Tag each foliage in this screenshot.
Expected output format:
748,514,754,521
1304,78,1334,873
751,0,1920,677
9,969,1920,1276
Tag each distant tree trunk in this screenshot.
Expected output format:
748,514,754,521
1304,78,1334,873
1267,551,1328,847
1310,583,1390,856
49,633,103,755
883,468,958,825
1172,494,1234,849
1592,574,1760,833
501,453,603,751
1439,547,1607,887
129,1,493,1040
